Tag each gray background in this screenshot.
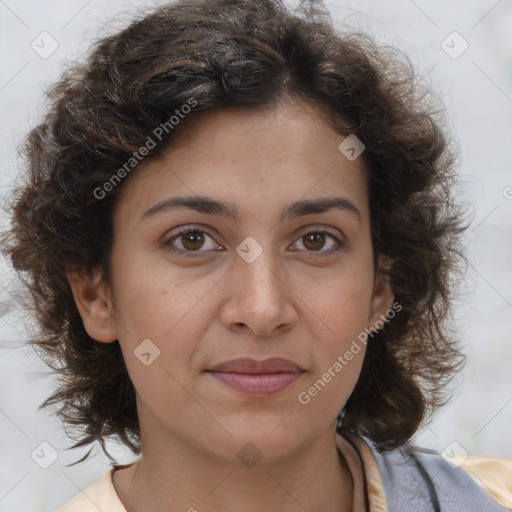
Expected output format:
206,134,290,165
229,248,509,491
1,1,511,510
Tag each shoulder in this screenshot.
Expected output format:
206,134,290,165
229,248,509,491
347,433,512,512
445,452,512,510
56,469,127,512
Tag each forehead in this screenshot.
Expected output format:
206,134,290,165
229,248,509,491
113,102,370,227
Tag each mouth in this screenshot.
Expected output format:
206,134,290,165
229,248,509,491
205,357,306,397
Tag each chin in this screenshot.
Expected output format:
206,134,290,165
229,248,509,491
211,419,316,466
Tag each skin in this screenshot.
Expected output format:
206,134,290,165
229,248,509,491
68,100,394,512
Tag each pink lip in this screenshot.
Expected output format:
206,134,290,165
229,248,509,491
206,357,305,397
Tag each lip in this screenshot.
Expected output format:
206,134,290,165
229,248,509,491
208,357,304,374
205,357,305,397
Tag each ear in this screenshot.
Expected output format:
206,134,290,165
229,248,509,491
66,268,118,343
367,254,396,334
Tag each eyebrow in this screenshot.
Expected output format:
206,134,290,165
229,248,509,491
141,195,361,224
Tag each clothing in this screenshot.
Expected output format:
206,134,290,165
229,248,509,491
56,433,512,511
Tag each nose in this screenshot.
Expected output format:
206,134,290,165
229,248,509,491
219,245,298,337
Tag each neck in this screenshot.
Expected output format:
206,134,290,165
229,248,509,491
114,423,354,512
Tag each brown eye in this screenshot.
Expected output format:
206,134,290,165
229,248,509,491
181,231,205,251
165,228,221,256
291,229,344,257
302,232,327,251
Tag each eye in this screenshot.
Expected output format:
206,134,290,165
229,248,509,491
163,226,345,258
290,229,344,256
164,227,222,257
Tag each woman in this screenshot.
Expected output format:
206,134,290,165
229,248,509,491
2,0,511,510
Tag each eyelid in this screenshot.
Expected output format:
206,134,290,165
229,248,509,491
293,225,343,242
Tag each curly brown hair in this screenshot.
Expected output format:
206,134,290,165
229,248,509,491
1,0,471,465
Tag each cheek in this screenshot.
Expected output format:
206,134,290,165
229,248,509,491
112,275,208,417
296,288,369,418
302,272,374,342
295,273,372,408
111,253,204,336
110,257,217,384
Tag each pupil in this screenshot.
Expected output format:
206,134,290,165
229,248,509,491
305,233,325,250
183,231,204,250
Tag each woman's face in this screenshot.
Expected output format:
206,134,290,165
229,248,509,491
75,102,393,463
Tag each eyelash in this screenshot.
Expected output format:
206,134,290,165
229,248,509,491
163,226,345,258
